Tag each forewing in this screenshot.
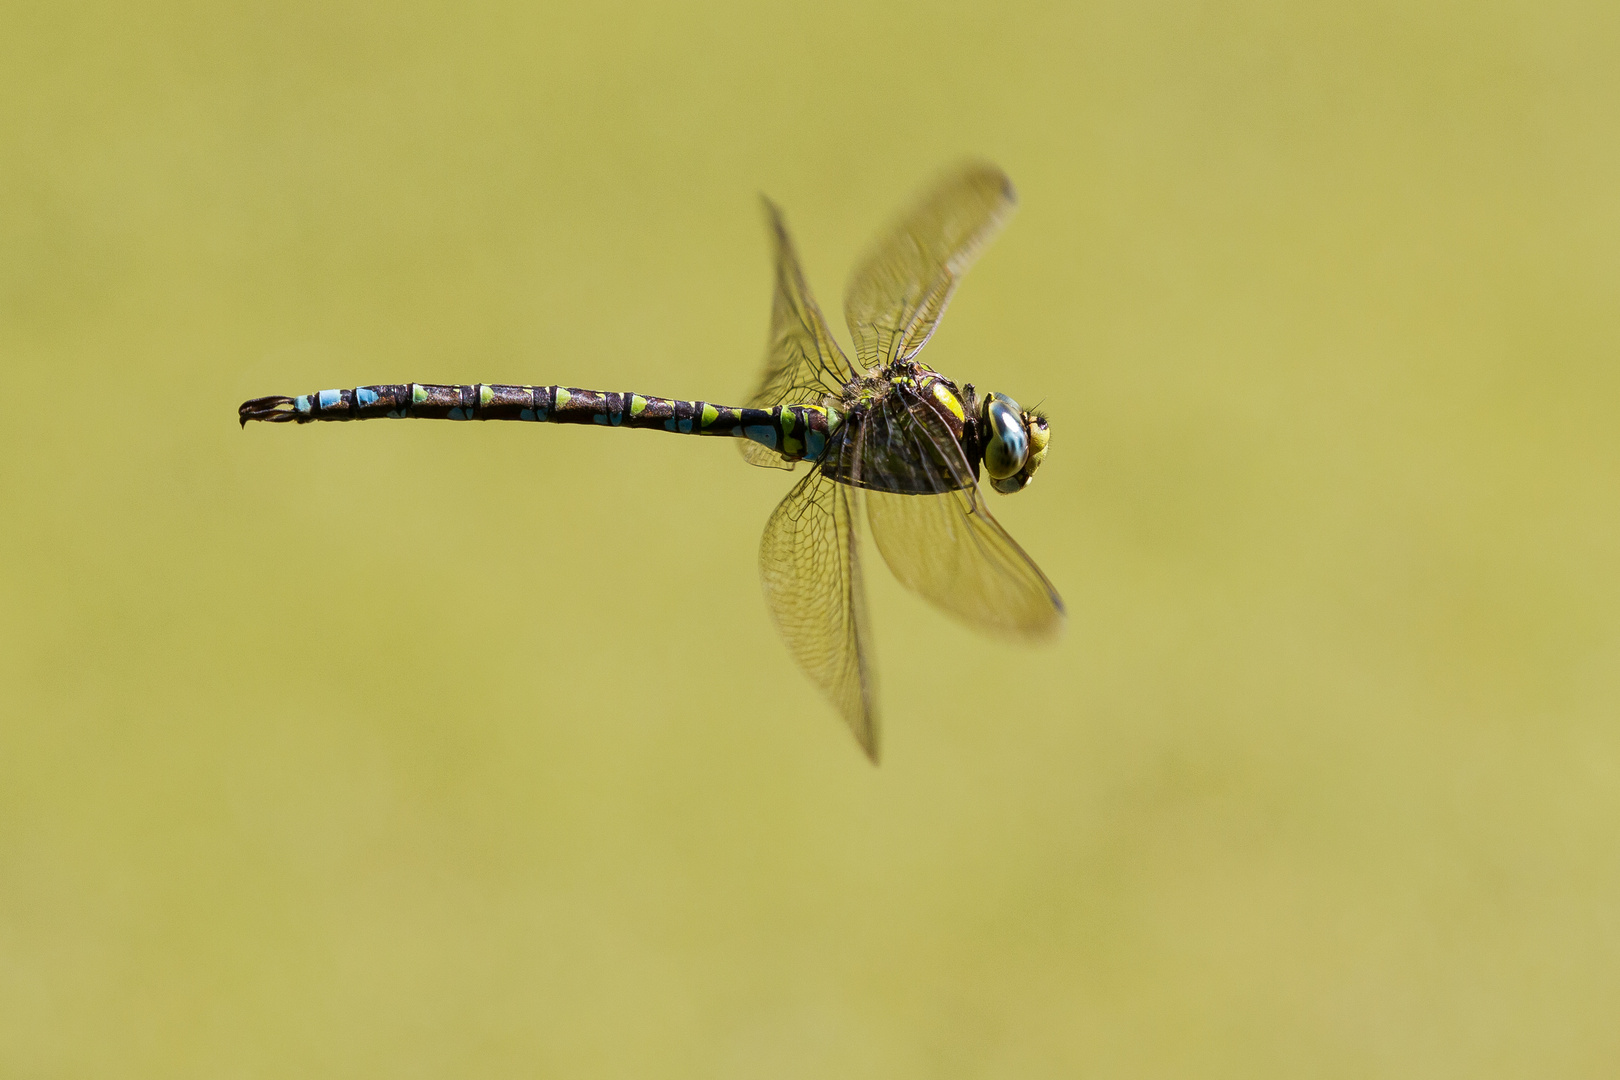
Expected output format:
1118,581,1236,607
863,388,1064,639
758,430,879,761
843,162,1017,369
739,199,857,469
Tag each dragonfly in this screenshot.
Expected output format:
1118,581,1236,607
240,162,1063,762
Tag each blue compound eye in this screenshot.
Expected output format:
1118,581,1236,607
982,393,1029,481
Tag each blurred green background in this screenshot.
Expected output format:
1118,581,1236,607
3,1,1618,1075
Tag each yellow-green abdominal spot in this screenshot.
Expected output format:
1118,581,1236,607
555,388,572,409
479,385,494,406
701,404,719,428
630,394,647,416
411,384,427,404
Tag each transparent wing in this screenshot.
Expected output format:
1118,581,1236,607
844,162,1018,369
758,429,879,761
739,199,858,469
862,387,1064,639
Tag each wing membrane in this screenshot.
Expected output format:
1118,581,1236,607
758,429,879,760
844,163,1018,369
862,388,1064,639
739,199,857,469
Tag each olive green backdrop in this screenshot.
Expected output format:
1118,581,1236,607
3,1,1617,1076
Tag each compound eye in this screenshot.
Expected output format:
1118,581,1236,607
982,393,1029,481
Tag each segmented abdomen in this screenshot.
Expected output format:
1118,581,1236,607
239,383,832,463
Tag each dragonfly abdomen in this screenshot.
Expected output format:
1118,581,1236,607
238,383,831,462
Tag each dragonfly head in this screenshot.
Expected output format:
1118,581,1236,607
980,392,1050,494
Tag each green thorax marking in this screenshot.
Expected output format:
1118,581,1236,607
844,364,968,441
